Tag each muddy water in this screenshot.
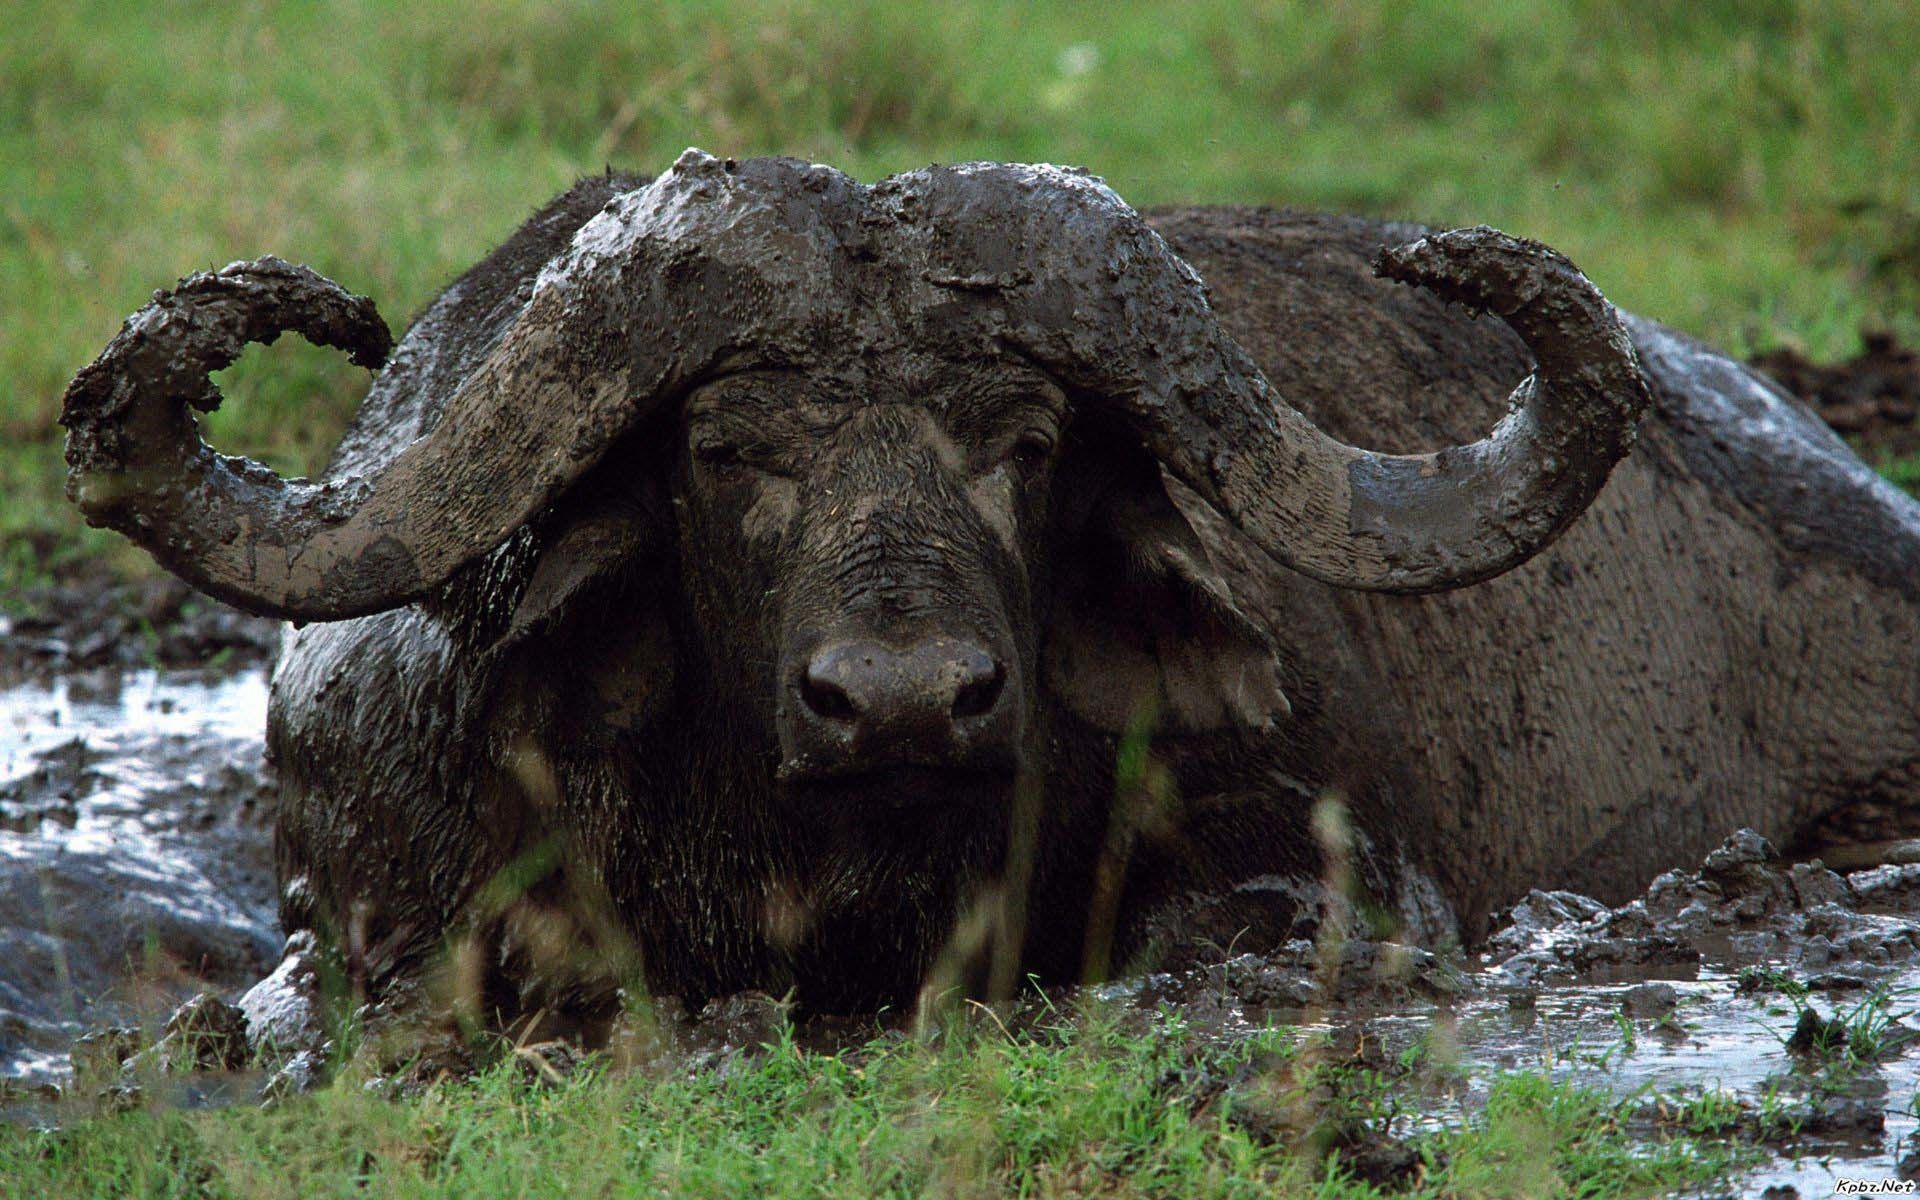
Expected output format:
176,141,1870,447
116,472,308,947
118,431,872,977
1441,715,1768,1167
1080,838,1920,1195
0,667,278,1083
1375,971,1916,1195
1077,950,1918,1194
2,664,1916,1195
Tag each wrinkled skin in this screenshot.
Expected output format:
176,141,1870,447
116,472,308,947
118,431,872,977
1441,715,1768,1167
63,160,1920,1040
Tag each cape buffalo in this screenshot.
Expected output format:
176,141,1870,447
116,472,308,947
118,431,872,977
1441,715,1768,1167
61,152,1920,1035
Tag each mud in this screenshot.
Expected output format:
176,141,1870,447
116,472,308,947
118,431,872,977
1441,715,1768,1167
497,827,1920,1192
1072,828,1920,1194
0,661,277,1086
3,592,1918,1195
1753,330,1920,465
0,569,278,687
9,709,1914,1200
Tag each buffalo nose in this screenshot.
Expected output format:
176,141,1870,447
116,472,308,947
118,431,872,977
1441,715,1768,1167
801,639,1006,730
782,635,1023,782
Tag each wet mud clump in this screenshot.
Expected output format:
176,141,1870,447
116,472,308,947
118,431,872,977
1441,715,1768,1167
1754,329,1920,464
1480,830,1920,1185
1489,827,1920,987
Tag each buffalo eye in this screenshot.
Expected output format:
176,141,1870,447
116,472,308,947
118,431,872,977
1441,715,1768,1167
690,432,742,470
1009,428,1057,475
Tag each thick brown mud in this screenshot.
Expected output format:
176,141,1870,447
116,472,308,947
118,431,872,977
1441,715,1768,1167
0,571,278,688
1753,330,1920,466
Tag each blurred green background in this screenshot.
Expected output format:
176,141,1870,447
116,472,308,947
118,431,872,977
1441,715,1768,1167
6,0,1917,588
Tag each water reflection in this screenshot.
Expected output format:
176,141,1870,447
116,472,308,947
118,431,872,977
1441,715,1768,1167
0,669,277,1085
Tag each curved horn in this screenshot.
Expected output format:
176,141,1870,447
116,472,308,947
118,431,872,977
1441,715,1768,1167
60,151,859,623
905,165,1651,595
1154,226,1652,594
60,256,642,620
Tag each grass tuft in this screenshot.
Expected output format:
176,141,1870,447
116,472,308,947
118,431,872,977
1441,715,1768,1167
0,1008,1761,1198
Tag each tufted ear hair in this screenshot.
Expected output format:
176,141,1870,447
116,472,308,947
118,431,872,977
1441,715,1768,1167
1045,428,1291,735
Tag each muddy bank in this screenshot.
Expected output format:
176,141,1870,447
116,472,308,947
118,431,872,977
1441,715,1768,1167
1753,329,1920,465
14,797,1920,1195
562,830,1920,1191
1163,829,1920,1193
1,562,279,1081
0,570,278,688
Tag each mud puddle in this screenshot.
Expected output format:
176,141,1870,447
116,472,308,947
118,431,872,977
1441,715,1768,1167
1077,833,1920,1194
1352,971,1920,1195
0,667,277,1084
2,663,1916,1196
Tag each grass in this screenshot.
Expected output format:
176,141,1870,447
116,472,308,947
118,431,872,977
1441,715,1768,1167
0,1005,1761,1199
4,0,1918,592
1875,451,1920,496
1770,980,1920,1077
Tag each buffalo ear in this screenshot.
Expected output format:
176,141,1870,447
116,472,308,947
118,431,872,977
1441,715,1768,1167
482,478,676,736
499,506,653,646
1046,440,1290,735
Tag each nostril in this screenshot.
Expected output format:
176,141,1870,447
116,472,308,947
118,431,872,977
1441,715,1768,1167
800,671,859,722
951,662,1005,720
